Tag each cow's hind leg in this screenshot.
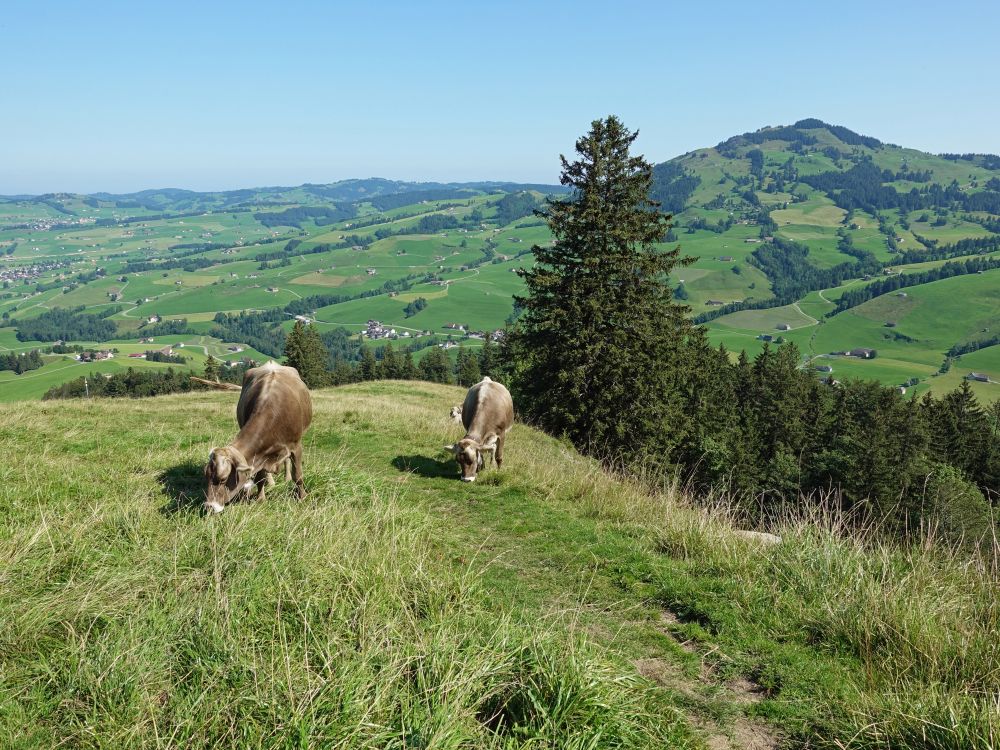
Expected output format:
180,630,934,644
291,444,306,499
495,433,506,468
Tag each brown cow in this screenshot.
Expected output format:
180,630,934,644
204,361,313,513
445,376,513,482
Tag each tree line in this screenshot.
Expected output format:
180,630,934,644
0,349,44,374
800,157,1000,215
831,256,1000,314
281,319,502,389
13,306,120,342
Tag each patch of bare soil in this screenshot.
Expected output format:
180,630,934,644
642,607,782,750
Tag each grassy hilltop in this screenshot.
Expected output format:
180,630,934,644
1,382,997,748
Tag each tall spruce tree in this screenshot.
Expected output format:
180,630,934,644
283,321,331,388
509,116,694,466
456,347,481,386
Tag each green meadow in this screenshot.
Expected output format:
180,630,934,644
1,381,996,748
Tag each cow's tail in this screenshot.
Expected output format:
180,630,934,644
190,376,242,391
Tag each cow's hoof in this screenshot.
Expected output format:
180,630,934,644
461,476,476,482
204,501,225,515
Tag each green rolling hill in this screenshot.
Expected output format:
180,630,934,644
2,119,999,401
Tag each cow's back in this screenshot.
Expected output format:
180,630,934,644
462,377,513,436
237,362,312,439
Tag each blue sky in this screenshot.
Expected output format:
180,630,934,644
2,0,998,194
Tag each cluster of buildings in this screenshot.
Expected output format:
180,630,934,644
364,320,410,340
0,259,71,284
77,350,113,362
127,345,178,360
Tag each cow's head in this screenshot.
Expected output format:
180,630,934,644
445,435,497,482
203,446,252,513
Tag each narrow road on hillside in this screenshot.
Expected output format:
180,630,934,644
791,302,818,326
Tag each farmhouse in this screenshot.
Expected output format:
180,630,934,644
967,372,991,383
706,299,725,306
147,315,161,324
815,365,833,373
78,350,113,362
885,321,896,328
758,334,773,342
776,323,792,331
267,287,279,293
718,255,734,262
127,353,145,359
848,348,877,359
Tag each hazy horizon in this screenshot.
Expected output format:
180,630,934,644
3,0,999,194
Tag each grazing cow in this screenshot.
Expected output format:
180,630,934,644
204,361,312,513
449,405,463,424
445,376,513,482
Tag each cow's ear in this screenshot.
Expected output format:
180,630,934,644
213,452,232,481
443,444,456,453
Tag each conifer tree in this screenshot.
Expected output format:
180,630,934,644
330,356,355,385
419,347,452,384
401,350,418,380
283,321,330,388
478,333,498,378
204,354,220,381
381,342,402,379
509,116,693,466
359,346,378,381
456,347,481,386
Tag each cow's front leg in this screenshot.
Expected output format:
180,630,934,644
291,444,306,499
251,469,269,502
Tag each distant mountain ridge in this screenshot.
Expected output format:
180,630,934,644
1,178,568,215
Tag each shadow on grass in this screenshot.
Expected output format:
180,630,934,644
158,460,205,516
392,454,456,480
